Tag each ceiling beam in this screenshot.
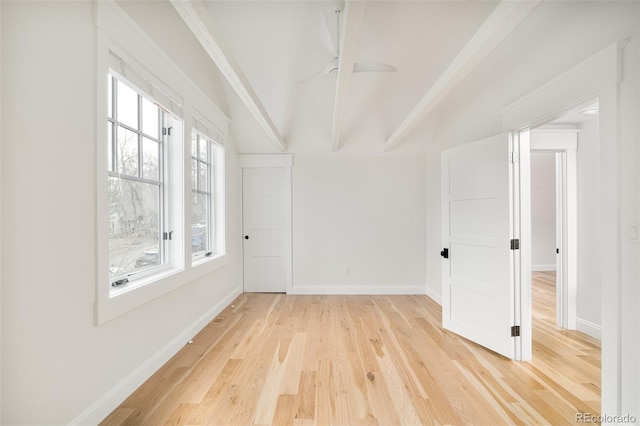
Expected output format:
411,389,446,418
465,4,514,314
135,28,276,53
383,0,540,152
331,0,366,152
170,0,286,152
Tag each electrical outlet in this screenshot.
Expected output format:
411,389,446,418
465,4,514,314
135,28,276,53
344,266,350,274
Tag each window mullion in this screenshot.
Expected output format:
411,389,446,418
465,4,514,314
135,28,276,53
107,172,160,186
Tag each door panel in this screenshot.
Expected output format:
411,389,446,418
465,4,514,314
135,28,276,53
243,168,286,292
441,133,515,359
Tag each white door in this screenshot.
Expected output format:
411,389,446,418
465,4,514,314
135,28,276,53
242,167,287,292
441,133,525,359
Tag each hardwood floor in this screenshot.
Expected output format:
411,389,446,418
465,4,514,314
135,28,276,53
102,273,600,425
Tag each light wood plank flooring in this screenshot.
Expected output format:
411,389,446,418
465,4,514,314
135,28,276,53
102,272,600,425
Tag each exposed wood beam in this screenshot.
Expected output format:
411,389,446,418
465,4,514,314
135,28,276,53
383,0,540,152
331,0,366,152
170,0,286,152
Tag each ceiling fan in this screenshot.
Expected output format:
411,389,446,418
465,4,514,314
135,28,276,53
298,1,398,82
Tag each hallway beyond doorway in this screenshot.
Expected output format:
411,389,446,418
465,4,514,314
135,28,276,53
532,271,601,416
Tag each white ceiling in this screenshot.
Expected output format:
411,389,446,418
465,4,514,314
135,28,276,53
199,0,502,153
174,1,634,154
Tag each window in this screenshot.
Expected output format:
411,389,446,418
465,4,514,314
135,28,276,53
107,73,178,286
191,129,224,261
97,6,230,324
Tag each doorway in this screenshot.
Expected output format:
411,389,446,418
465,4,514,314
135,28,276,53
529,102,601,340
530,128,578,330
499,42,621,413
530,151,561,325
239,154,293,293
528,102,602,412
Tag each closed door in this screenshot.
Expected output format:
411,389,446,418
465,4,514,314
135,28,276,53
441,132,527,359
242,167,287,292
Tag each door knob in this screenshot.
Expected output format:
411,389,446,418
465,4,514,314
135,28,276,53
440,248,449,259
244,235,249,240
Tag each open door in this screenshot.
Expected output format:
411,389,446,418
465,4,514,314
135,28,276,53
441,132,530,360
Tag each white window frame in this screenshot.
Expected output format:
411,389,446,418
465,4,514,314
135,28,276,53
191,118,225,265
191,130,213,260
102,57,186,296
107,72,175,285
96,1,229,324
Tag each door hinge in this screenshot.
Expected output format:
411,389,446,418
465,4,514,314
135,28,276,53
509,152,519,163
162,127,172,136
511,325,520,337
510,239,520,250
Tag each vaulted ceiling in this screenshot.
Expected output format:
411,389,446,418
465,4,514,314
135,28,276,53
168,0,633,154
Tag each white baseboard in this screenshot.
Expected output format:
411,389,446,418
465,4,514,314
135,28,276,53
576,318,601,340
288,285,426,295
70,287,242,425
532,264,556,272
425,286,442,306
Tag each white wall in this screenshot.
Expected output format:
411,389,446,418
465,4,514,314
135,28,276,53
292,156,425,293
576,118,601,335
530,152,556,271
637,13,640,416
115,0,230,118
0,2,242,424
0,1,3,421
619,24,640,418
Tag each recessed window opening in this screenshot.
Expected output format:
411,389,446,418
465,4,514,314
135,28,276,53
107,72,177,287
191,128,223,262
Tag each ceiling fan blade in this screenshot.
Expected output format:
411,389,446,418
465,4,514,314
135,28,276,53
353,62,398,73
317,13,338,57
296,60,395,83
295,58,338,83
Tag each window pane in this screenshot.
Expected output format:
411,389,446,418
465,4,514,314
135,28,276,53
142,137,159,181
192,192,208,254
191,159,198,189
198,138,208,162
108,75,113,119
117,80,139,130
108,177,161,277
198,162,208,192
108,123,113,172
142,98,159,139
191,132,198,158
117,126,139,177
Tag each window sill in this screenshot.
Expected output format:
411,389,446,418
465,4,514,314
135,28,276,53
96,253,227,324
192,252,224,267
109,266,177,298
